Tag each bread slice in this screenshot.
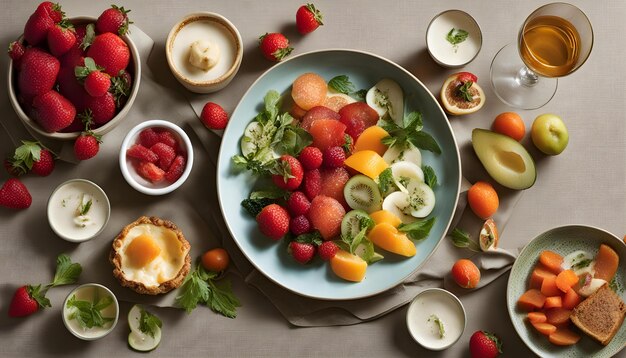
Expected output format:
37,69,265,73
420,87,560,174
570,283,625,345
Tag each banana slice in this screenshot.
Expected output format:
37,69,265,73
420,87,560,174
366,78,404,125
383,142,422,166
382,191,416,224
405,181,436,218
390,161,424,193
240,121,279,161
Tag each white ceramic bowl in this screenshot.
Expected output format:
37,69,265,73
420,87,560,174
166,12,243,93
62,283,119,341
7,16,141,141
119,120,194,195
47,179,111,243
426,10,482,68
406,288,467,351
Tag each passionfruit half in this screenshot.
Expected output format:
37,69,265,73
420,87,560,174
440,72,485,115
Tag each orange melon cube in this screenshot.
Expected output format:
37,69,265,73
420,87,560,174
545,307,572,325
562,288,581,310
344,150,389,179
548,327,581,346
518,289,546,311
555,269,579,293
353,126,389,156
544,296,563,309
539,250,564,275
540,276,561,297
593,244,619,282
330,249,367,282
531,321,557,336
527,311,547,324
529,264,557,289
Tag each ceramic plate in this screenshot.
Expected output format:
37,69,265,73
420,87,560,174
507,225,626,357
217,49,461,300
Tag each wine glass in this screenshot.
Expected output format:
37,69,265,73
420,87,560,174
490,3,593,109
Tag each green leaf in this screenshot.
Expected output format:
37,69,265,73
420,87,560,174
12,140,43,171
449,228,480,252
354,238,383,264
139,307,162,338
377,167,395,196
206,279,240,318
93,295,113,311
66,293,115,329
78,198,92,216
457,81,474,102
294,231,323,246
263,90,281,122
81,23,95,50
422,165,438,189
403,111,422,131
175,267,210,314
346,227,368,255
176,263,240,318
249,189,286,200
51,254,82,287
429,314,445,338
446,28,469,46
351,89,368,101
328,75,355,95
399,217,436,241
241,198,275,217
27,284,51,309
408,131,442,154
278,126,312,156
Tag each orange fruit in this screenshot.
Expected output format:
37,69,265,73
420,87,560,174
491,112,526,141
451,259,480,288
291,73,327,110
467,181,499,219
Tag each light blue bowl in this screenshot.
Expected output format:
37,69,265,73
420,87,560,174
217,49,461,300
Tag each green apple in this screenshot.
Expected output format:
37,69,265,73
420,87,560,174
531,114,569,155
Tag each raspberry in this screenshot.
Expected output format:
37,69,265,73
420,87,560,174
298,146,323,170
288,241,315,264
126,144,158,163
151,142,176,170
318,241,339,261
157,130,177,147
323,146,346,168
290,215,311,235
256,204,290,240
135,161,165,182
303,169,321,200
165,155,186,183
139,128,160,148
287,191,311,216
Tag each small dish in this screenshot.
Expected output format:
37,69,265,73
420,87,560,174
426,10,482,68
63,283,119,341
47,179,111,243
7,16,141,141
166,12,243,93
119,120,193,196
406,288,466,351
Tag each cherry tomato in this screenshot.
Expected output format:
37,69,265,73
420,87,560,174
201,248,230,272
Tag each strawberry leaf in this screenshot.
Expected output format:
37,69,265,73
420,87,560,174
27,284,51,309
51,254,82,287
305,3,323,25
80,23,95,50
272,47,293,61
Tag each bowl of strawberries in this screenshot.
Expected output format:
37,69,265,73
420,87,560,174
7,2,140,141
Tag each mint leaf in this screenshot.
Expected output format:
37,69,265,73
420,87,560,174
423,165,438,189
446,28,469,46
139,307,162,338
457,81,474,102
377,167,395,196
66,293,114,329
399,217,436,241
449,228,480,252
407,131,441,154
206,279,240,318
51,254,82,287
328,75,355,95
278,126,312,156
294,231,323,246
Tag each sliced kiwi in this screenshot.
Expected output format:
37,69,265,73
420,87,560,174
344,175,383,213
341,209,370,238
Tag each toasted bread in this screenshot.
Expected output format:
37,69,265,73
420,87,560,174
570,283,625,345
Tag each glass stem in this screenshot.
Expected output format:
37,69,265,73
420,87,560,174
517,66,539,87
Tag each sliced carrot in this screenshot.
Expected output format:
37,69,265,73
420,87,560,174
529,264,557,289
562,288,581,310
527,311,547,323
544,296,563,309
545,308,572,325
531,321,557,336
539,250,564,275
541,276,561,297
548,327,581,346
555,269,579,293
594,244,619,282
518,289,547,311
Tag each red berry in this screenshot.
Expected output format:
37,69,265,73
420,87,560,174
38,1,64,23
32,90,76,133
164,155,186,183
318,241,339,261
8,41,25,69
18,47,60,98
126,144,158,163
298,146,323,170
87,32,129,76
96,5,132,36
150,142,176,170
287,191,311,216
47,21,76,57
74,133,100,160
84,92,116,125
469,331,502,358
296,3,324,35
31,149,55,176
135,161,165,182
290,215,311,235
8,286,39,317
23,6,55,46
302,169,322,200
157,130,177,147
256,204,290,240
323,146,346,168
84,71,111,97
0,178,32,209
259,33,293,62
139,128,160,148
271,155,304,191
200,102,229,130
288,241,315,264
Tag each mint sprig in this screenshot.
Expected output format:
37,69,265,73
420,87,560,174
139,307,162,338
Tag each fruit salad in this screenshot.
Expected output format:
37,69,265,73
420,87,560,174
232,72,442,282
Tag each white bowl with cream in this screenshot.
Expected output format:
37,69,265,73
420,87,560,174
47,179,110,243
406,288,466,351
426,10,482,68
62,283,119,341
166,12,243,93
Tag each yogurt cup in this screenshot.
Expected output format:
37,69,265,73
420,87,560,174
47,179,110,243
426,10,482,68
406,288,467,350
62,283,119,341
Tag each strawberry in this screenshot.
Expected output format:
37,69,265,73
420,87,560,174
298,146,323,170
271,155,304,191
32,90,76,132
138,128,160,148
164,155,186,183
290,215,311,236
0,178,32,209
8,41,25,69
74,132,101,160
318,241,338,261
157,130,177,148
18,47,60,97
469,331,502,358
96,5,132,36
84,92,116,124
4,141,54,176
136,161,165,182
259,33,293,62
256,204,290,240
37,1,64,23
86,32,129,76
8,286,43,317
303,168,322,200
57,66,88,112
47,20,76,57
296,4,323,35
4,159,22,176
110,69,131,107
323,146,346,168
30,149,55,176
150,142,176,170
457,72,478,83
288,241,316,264
126,144,158,163
23,5,55,46
75,57,111,97
287,191,311,216
200,102,229,130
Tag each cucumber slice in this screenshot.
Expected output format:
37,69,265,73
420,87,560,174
343,175,383,213
406,181,436,218
127,304,161,352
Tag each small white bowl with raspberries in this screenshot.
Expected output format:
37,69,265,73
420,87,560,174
7,3,140,142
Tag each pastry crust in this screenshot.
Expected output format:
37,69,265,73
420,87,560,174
110,216,191,295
